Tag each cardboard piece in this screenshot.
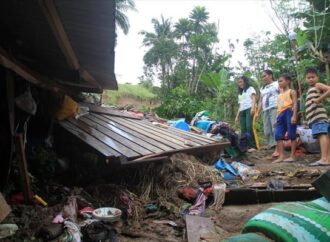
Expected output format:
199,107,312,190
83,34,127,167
0,193,11,222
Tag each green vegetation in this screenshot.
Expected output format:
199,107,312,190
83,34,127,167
104,84,157,105
115,0,136,35
138,0,330,124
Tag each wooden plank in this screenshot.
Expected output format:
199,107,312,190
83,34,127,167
83,103,140,119
14,134,33,203
138,121,209,146
106,116,188,148
80,116,152,155
68,118,139,158
0,193,11,223
59,121,119,157
186,215,216,242
128,117,210,146
0,47,65,92
141,120,216,144
101,115,183,150
130,142,230,164
40,0,101,89
91,114,173,151
86,114,164,153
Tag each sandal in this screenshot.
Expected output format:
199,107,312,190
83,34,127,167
309,160,330,167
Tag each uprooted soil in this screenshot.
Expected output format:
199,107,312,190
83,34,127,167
2,149,328,242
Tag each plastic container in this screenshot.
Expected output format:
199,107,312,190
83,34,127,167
92,207,122,222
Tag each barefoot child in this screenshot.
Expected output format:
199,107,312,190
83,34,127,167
305,67,330,166
273,74,298,163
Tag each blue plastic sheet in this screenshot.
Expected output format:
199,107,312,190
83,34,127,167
169,119,190,131
214,159,238,176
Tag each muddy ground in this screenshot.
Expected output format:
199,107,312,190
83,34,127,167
2,149,328,242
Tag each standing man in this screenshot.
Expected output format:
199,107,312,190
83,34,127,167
256,70,280,158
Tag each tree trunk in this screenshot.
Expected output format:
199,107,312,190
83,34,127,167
325,63,330,84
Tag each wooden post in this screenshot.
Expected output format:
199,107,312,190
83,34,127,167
14,134,33,203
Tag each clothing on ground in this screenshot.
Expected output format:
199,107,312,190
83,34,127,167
260,81,279,111
238,86,256,111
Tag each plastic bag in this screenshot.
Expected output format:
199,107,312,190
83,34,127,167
15,87,37,115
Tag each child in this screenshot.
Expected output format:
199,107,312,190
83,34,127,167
305,67,330,166
273,74,298,163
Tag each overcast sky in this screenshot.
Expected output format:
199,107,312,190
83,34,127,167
115,0,279,84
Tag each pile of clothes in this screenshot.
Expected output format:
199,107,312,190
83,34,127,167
191,111,249,157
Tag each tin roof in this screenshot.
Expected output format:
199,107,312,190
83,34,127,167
0,0,117,92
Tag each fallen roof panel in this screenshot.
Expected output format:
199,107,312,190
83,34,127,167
59,111,229,164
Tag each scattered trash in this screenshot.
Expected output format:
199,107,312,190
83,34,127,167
34,194,48,207
179,187,198,203
214,159,238,176
210,184,226,210
144,203,158,214
222,171,237,181
198,181,213,189
63,221,81,242
79,207,94,219
55,95,78,121
188,188,207,216
15,86,37,115
0,224,19,239
39,223,64,240
169,119,190,131
230,161,260,181
6,193,25,205
82,221,118,242
0,193,11,223
152,220,178,227
52,214,64,224
92,207,122,222
297,126,320,153
267,179,284,191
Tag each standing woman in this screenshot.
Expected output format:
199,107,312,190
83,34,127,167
256,70,280,157
235,76,257,150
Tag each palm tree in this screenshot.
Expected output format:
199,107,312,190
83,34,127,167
174,18,192,42
189,6,209,33
115,0,136,35
140,16,178,89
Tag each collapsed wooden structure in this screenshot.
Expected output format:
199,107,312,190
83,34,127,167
59,105,230,165
0,0,117,190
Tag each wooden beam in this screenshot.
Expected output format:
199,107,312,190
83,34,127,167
14,134,34,204
40,0,102,89
129,142,230,162
0,47,64,92
57,80,103,93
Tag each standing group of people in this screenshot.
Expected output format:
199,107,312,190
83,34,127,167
236,67,330,166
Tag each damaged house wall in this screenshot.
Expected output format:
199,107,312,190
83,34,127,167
0,0,118,191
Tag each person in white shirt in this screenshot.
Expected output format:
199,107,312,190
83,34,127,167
235,76,257,150
256,70,280,157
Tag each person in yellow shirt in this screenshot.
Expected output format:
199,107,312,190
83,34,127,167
273,74,298,163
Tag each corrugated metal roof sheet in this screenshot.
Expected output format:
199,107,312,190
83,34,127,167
0,0,117,91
